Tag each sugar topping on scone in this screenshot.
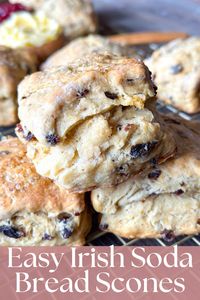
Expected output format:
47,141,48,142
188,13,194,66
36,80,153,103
0,137,91,246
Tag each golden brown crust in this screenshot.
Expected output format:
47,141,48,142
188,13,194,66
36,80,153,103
41,34,135,69
0,46,38,126
0,137,85,219
18,53,156,144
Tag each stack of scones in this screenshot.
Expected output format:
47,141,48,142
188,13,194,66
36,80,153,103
0,32,199,245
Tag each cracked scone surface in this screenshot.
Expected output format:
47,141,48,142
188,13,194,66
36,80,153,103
42,35,137,69
17,54,175,192
91,116,200,239
0,137,91,246
145,37,200,113
18,53,156,144
18,105,175,192
0,46,37,126
10,0,97,39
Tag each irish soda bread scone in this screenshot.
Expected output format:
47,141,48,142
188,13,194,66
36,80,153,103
17,53,175,192
42,35,136,69
0,46,37,126
145,37,200,113
0,137,91,246
10,0,97,39
91,116,200,239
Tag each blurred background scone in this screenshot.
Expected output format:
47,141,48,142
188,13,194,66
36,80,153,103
10,0,97,39
0,137,91,246
91,116,200,239
0,46,37,126
16,53,176,193
0,2,65,62
42,34,137,69
146,37,200,114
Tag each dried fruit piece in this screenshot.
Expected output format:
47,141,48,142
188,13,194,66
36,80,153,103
46,133,60,146
0,225,25,239
174,189,184,196
130,141,158,159
161,229,175,242
104,91,118,99
76,89,89,98
170,64,183,74
148,169,161,180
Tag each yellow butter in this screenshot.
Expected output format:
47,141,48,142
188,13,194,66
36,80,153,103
0,11,62,48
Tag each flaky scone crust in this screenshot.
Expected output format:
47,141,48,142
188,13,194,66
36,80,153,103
0,137,85,219
41,35,135,69
146,37,200,113
18,53,156,144
91,116,200,239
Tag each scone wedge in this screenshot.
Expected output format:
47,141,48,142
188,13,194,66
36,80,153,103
17,53,176,192
145,37,200,114
0,137,91,246
91,116,200,239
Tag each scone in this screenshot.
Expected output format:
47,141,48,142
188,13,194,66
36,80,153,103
0,46,37,127
91,116,200,239
16,53,176,192
145,37,200,113
10,0,97,39
0,137,91,246
0,9,65,62
41,35,137,69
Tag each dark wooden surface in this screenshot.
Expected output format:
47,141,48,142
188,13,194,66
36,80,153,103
93,0,200,35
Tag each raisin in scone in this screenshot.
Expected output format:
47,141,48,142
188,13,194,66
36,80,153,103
10,0,97,39
0,46,37,127
145,37,200,114
91,116,200,239
0,137,91,246
41,35,137,69
17,54,176,192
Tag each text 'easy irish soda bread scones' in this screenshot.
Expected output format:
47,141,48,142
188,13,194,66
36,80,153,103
9,0,97,39
145,37,200,113
0,138,91,246
91,116,200,239
0,46,37,126
17,53,175,192
41,34,137,69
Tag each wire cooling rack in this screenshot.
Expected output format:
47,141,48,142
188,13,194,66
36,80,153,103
0,43,199,247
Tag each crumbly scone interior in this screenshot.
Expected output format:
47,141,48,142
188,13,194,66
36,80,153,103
99,193,200,239
18,104,168,192
91,116,200,218
0,209,89,246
